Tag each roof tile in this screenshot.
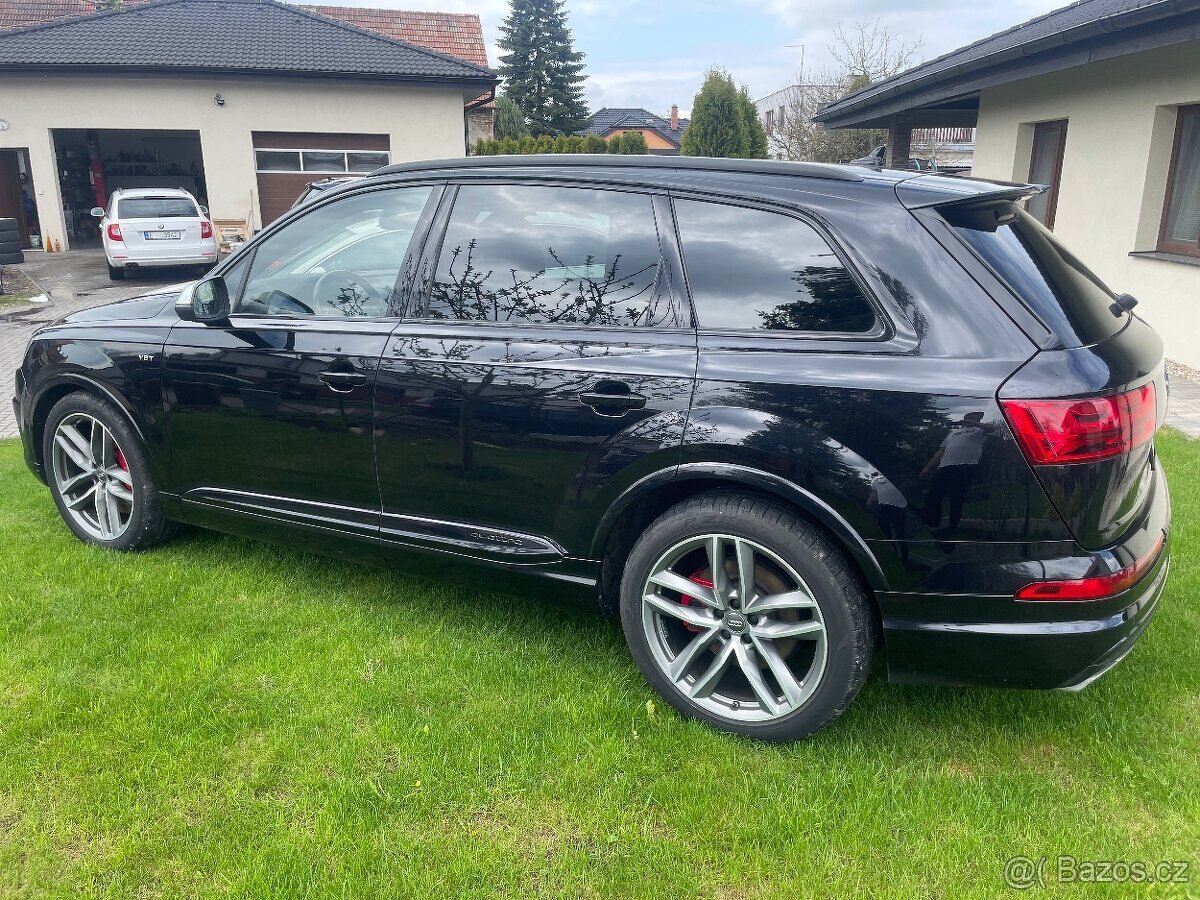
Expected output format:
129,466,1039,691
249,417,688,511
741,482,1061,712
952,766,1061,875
0,0,496,81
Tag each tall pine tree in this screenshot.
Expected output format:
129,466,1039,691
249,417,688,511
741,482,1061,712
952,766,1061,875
497,0,589,136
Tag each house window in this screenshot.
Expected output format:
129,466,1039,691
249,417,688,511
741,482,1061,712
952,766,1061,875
765,109,775,136
254,148,390,174
778,106,785,131
1026,120,1068,228
1159,104,1200,257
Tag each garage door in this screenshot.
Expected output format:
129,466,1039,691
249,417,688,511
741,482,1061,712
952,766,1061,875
252,132,390,226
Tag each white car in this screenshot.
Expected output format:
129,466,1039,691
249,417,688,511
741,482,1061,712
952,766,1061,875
92,187,218,281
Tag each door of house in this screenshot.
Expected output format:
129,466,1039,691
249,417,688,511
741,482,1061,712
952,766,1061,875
0,150,29,247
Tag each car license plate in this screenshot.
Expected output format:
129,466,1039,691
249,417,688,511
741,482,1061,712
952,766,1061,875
144,230,182,240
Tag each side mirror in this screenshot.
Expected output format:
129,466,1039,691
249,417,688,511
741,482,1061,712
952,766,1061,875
199,205,209,215
90,207,105,218
174,275,230,323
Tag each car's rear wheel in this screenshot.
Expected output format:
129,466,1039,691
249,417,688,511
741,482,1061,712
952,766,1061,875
620,492,875,741
42,393,174,551
107,263,126,281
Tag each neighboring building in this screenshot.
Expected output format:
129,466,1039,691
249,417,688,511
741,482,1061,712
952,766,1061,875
758,85,974,168
813,0,1200,368
0,0,496,245
583,107,689,155
755,86,794,159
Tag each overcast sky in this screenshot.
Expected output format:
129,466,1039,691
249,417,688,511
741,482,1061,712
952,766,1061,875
303,0,1067,116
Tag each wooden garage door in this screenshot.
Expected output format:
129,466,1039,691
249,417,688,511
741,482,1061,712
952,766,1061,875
252,132,390,226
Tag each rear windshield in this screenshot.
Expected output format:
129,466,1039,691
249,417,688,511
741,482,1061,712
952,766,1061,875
941,201,1125,346
117,197,198,219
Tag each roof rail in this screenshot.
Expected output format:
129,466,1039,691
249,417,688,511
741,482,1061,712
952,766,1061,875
371,154,866,183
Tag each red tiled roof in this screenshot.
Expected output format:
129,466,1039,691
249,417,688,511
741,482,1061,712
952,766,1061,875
0,0,118,30
300,5,487,67
0,0,490,73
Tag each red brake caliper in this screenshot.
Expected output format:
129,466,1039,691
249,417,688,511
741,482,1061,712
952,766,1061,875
115,448,129,472
680,571,713,633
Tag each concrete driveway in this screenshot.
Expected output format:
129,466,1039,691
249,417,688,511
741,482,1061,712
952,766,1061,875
0,250,193,438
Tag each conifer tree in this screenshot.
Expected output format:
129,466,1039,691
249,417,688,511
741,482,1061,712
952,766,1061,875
739,85,769,159
494,96,530,140
681,69,749,158
497,0,589,136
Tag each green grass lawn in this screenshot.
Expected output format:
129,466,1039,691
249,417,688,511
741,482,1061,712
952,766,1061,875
1,434,1197,899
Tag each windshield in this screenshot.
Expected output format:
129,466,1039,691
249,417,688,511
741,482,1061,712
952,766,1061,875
942,201,1125,346
117,197,198,219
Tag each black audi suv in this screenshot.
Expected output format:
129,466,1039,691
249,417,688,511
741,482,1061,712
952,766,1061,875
13,156,1171,741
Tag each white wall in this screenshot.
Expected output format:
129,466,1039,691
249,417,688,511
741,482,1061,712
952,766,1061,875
973,41,1200,368
0,73,469,244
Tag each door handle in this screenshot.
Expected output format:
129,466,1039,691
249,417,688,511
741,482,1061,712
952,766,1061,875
318,370,368,393
578,385,647,416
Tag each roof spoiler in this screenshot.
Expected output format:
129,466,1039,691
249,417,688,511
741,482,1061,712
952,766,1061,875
896,174,1044,210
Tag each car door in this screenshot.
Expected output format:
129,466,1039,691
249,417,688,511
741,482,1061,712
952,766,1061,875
374,181,697,569
162,182,439,558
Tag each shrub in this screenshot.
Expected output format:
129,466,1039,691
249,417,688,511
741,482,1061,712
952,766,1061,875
619,131,649,154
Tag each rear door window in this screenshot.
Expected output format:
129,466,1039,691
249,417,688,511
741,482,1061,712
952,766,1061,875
673,199,878,334
422,184,679,328
118,197,198,219
942,201,1124,346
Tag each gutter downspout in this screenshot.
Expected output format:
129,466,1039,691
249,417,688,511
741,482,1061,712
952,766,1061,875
464,88,497,154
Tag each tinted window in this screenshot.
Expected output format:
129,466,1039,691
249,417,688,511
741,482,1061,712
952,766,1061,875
348,152,390,174
674,200,877,333
255,150,301,172
118,197,198,219
235,186,431,318
943,201,1124,346
425,184,677,327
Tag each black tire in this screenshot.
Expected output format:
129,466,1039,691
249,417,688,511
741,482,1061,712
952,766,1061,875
42,392,175,552
108,263,126,281
0,250,23,265
619,492,875,742
0,238,21,254
0,219,17,236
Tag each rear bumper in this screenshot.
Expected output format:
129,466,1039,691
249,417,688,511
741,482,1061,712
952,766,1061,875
878,464,1171,690
109,254,216,268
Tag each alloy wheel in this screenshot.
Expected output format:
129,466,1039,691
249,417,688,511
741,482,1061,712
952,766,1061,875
640,534,828,723
50,413,135,541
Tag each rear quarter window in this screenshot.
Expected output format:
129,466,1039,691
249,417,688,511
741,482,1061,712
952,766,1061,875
673,199,878,334
941,201,1125,346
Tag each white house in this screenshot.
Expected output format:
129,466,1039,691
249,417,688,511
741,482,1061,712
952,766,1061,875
0,0,496,250
814,0,1200,368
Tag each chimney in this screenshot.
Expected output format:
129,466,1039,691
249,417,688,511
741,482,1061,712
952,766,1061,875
670,104,679,132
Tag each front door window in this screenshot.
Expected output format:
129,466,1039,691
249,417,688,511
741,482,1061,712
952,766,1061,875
237,185,432,318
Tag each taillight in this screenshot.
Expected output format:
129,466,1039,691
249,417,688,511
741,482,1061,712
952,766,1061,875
200,220,213,239
1016,531,1165,600
106,223,123,242
1001,383,1156,465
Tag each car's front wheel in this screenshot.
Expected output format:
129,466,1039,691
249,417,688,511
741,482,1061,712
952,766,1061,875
620,492,875,741
42,393,174,551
